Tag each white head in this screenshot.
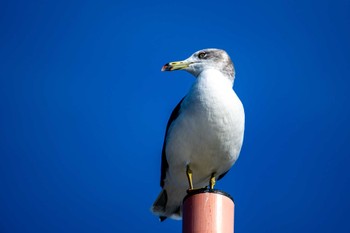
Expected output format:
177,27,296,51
162,48,235,81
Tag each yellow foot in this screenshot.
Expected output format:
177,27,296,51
210,173,216,190
186,165,194,190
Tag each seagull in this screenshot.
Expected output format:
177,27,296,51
151,48,245,221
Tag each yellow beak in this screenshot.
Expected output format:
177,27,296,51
161,61,190,71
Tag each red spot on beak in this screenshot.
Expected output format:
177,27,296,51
161,64,170,71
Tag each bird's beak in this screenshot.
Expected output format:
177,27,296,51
161,60,191,71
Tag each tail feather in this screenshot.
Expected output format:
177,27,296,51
151,188,183,221
151,189,168,215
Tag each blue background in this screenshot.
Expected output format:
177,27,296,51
1,0,349,232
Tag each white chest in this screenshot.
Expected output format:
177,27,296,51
166,70,245,183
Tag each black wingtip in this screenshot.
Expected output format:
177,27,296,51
159,216,167,222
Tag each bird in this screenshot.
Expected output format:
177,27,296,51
151,48,245,221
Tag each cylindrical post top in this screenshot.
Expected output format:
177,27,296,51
182,188,235,233
183,188,234,203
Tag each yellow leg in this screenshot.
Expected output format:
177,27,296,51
210,173,216,190
186,165,194,190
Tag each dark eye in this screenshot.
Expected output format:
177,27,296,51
198,52,206,59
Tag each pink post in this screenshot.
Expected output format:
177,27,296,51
182,189,234,233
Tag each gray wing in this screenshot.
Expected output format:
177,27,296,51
160,97,185,187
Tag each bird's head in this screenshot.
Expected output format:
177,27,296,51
161,48,235,79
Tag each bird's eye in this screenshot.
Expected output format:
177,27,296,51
198,52,206,59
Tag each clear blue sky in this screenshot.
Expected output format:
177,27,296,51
1,0,349,232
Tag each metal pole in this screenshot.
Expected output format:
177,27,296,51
182,189,234,233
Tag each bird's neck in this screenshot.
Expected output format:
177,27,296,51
197,69,234,87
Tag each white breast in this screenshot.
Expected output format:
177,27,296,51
165,69,245,187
